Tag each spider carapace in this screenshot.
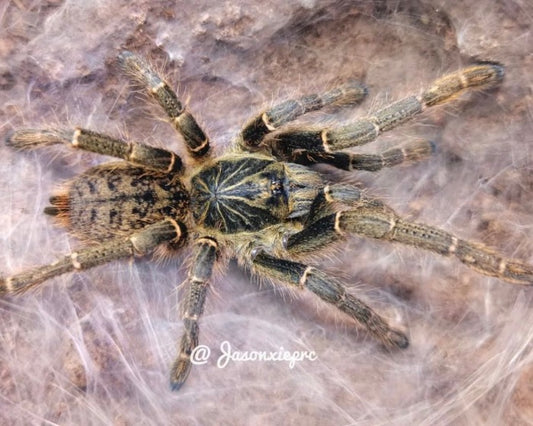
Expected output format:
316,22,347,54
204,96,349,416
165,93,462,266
2,51,531,390
190,155,322,233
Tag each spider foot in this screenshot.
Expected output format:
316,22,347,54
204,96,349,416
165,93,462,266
170,357,191,391
383,328,409,350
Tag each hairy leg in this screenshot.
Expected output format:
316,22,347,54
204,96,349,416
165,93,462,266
252,251,408,349
6,128,183,174
170,237,218,390
0,219,185,294
118,51,211,159
282,139,434,172
287,201,533,285
272,63,504,153
238,81,367,150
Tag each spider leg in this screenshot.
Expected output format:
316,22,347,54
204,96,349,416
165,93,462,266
303,183,365,225
6,128,183,174
0,219,185,295
280,139,435,172
287,200,533,285
238,81,367,150
118,51,211,159
252,251,408,348
272,63,504,153
170,237,218,391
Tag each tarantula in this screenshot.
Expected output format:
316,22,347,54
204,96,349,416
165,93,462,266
2,52,532,391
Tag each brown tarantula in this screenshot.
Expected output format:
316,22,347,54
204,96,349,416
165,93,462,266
2,52,532,390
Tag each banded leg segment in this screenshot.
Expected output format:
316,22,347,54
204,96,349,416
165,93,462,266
305,183,364,225
273,63,504,154
287,203,533,285
170,237,218,391
284,139,435,172
253,252,408,348
0,219,185,295
6,128,183,174
118,51,210,158
239,81,367,149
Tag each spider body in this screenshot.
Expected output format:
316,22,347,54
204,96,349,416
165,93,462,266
50,152,321,249
2,52,531,391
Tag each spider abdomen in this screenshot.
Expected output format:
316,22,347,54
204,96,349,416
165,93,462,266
47,163,190,241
